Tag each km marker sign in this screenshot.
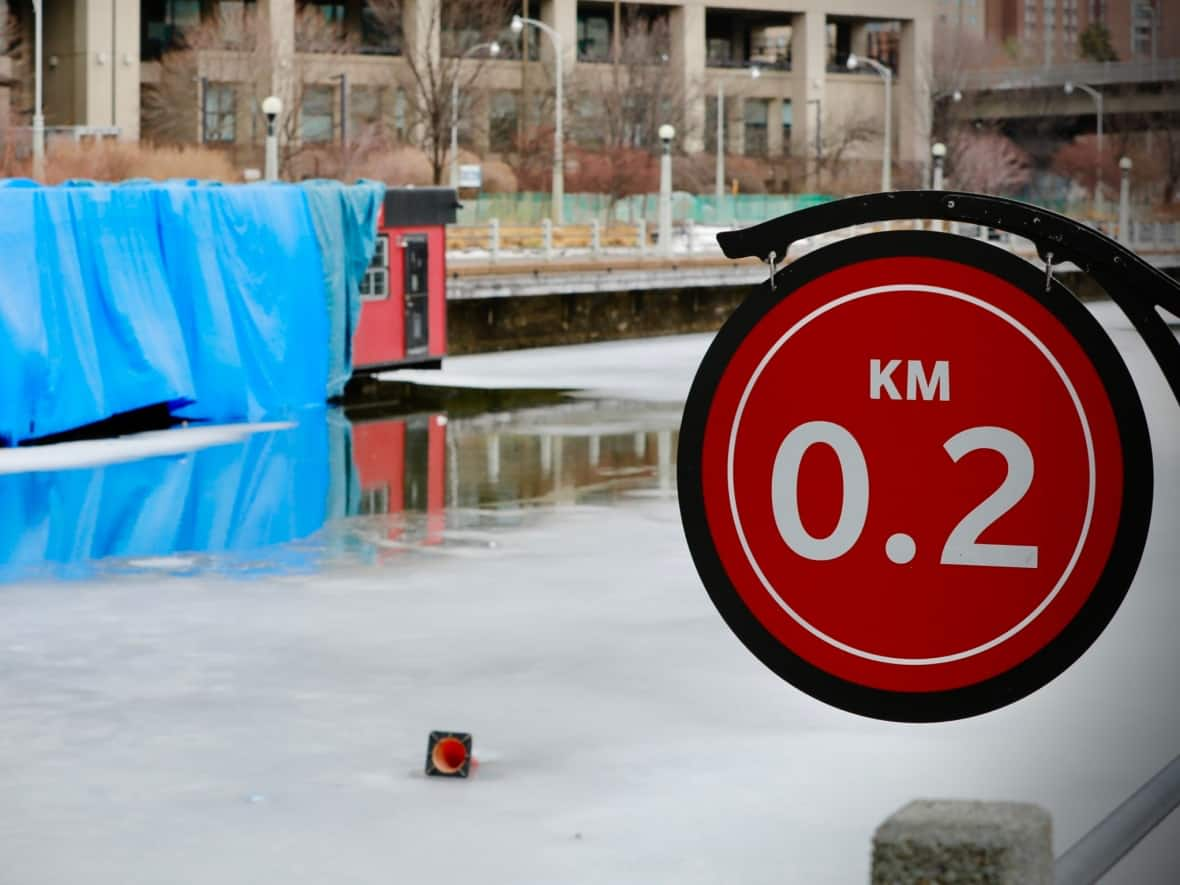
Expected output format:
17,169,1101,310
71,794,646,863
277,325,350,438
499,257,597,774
679,199,1179,722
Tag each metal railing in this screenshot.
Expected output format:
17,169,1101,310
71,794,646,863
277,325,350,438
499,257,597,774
1055,754,1180,884
446,217,1180,264
964,58,1180,91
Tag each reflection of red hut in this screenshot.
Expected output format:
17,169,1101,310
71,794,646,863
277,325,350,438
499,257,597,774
351,414,447,546
354,188,459,371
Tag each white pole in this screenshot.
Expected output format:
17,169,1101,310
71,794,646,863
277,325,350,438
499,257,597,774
451,42,499,191
32,0,45,180
658,126,674,256
554,39,563,225
450,77,460,189
1096,90,1104,214
513,17,563,224
1118,157,1132,243
715,80,724,200
265,128,278,182
882,68,892,192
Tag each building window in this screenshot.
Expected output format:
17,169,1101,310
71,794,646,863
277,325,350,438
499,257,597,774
350,85,383,137
744,98,768,157
393,88,409,141
489,91,517,153
361,5,402,55
302,85,335,143
202,82,236,143
141,0,201,60
781,100,792,156
577,7,612,62
1133,0,1155,55
360,235,389,301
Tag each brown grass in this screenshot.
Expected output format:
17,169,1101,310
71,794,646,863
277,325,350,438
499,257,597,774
0,141,241,183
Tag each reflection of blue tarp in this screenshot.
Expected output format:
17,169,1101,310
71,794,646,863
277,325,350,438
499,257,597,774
0,414,330,580
0,180,384,445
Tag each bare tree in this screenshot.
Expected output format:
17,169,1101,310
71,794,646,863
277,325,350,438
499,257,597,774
365,0,512,184
1,4,29,145
142,7,356,170
563,14,695,204
949,127,1031,195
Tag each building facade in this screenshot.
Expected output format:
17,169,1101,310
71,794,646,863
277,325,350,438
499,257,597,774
984,0,1173,65
2,0,936,183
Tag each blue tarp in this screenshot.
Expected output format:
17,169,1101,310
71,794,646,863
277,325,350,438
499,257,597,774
0,179,384,445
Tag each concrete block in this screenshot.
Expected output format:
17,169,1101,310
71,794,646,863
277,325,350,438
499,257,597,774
871,799,1052,885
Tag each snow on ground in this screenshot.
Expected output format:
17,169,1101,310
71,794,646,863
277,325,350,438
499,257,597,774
1,304,1178,884
0,421,291,475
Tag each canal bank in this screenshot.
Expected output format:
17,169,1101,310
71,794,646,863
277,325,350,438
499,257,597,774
440,264,1169,356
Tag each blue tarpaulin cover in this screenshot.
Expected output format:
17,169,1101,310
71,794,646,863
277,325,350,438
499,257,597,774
0,179,384,445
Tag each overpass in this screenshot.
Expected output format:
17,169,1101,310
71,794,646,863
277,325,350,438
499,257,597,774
954,58,1180,130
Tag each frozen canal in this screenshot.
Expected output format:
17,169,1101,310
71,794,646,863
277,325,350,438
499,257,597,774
1,310,1178,883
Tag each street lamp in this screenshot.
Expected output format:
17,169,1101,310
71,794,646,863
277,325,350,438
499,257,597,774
847,52,892,192
658,124,675,256
511,14,564,224
931,141,947,190
31,0,45,180
451,40,500,190
715,65,762,200
1118,155,1133,243
1064,80,1104,212
261,95,283,182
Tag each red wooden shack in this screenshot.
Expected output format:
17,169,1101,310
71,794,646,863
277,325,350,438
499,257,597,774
353,187,459,372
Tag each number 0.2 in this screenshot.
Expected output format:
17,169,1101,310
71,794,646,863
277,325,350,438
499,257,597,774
769,421,1038,568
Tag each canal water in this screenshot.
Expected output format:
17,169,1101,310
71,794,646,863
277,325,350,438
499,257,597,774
0,398,681,584
2,326,1178,884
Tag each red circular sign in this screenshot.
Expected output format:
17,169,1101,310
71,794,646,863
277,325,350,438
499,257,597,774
679,232,1152,721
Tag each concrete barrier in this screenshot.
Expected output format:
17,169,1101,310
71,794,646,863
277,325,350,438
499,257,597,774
871,800,1052,885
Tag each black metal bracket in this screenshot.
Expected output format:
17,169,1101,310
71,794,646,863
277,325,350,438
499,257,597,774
717,191,1180,410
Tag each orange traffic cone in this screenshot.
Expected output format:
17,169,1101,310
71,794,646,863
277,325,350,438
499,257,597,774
425,731,473,778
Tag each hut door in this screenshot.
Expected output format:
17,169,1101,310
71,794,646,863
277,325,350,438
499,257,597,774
403,235,429,355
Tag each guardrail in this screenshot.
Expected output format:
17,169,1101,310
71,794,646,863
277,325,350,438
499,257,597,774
447,218,1180,264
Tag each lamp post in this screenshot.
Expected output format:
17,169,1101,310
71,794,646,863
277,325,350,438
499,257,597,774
1118,155,1132,244
847,52,892,192
451,41,500,190
262,95,283,182
1064,81,1104,213
715,64,761,200
658,124,675,256
931,141,947,190
31,0,45,180
511,14,564,224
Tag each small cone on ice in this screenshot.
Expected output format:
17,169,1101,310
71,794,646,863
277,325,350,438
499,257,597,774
425,731,473,778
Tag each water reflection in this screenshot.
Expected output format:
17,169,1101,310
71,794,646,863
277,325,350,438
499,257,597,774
0,399,681,582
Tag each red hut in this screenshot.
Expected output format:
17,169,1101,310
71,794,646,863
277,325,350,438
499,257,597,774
353,187,459,372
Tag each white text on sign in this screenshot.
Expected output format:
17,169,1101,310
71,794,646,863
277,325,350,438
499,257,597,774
870,359,950,402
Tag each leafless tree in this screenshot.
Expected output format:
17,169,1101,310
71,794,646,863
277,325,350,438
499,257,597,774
142,7,356,169
0,4,29,144
365,0,513,184
948,127,1031,195
560,14,696,204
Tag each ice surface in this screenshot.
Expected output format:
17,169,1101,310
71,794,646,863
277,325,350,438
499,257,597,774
0,421,291,474
1,303,1178,884
379,333,715,403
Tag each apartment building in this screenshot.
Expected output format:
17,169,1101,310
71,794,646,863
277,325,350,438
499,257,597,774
2,0,936,178
985,0,1173,64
